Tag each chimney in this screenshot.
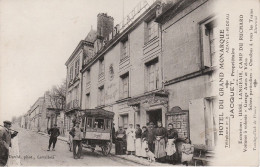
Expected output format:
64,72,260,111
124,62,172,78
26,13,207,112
97,13,114,39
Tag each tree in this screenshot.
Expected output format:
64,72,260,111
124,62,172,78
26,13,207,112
47,79,66,110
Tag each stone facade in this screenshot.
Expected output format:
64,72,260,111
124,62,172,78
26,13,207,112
63,0,218,150
156,0,218,149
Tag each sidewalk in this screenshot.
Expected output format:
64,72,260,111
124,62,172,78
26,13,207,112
37,131,181,166
109,144,182,166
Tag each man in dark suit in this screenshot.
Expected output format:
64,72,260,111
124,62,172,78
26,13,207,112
47,124,60,151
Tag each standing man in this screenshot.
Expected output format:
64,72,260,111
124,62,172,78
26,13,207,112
47,124,60,151
147,122,155,153
70,122,83,159
154,121,167,162
126,124,135,155
0,121,18,166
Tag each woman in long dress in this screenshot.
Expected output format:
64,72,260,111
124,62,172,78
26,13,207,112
181,138,194,166
165,123,178,164
135,124,142,157
154,121,167,162
126,124,135,155
141,126,148,158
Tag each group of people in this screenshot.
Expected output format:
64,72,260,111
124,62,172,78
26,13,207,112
47,121,83,160
114,121,194,165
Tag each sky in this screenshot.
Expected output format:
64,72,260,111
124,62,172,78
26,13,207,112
0,0,154,122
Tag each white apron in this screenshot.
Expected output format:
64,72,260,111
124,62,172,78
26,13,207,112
126,128,135,151
135,138,142,156
166,139,176,156
141,140,148,157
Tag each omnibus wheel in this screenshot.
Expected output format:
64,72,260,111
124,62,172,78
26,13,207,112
102,141,112,156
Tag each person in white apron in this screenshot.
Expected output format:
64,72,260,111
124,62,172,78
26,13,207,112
165,123,178,164
126,124,135,155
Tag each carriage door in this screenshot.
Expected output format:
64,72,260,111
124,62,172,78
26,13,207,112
166,106,189,138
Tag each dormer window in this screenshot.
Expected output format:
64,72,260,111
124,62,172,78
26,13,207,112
120,36,129,61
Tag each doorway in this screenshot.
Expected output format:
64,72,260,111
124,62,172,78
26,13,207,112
147,109,162,126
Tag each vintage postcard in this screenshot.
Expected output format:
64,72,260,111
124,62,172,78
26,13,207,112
0,0,259,166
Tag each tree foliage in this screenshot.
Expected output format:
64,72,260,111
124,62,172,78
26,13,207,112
46,79,66,110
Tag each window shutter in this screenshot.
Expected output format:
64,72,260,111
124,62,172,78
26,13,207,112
189,98,206,145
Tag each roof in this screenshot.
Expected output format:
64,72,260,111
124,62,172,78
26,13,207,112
82,109,114,119
85,29,97,43
65,40,94,66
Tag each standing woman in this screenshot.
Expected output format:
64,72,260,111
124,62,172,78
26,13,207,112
135,124,142,157
165,123,178,164
154,121,167,162
141,126,148,158
126,124,135,155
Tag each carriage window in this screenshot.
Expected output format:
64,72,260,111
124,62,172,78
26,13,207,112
87,118,93,128
82,117,86,128
106,119,111,129
94,119,105,129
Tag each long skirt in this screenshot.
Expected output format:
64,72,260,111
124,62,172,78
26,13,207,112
166,139,176,156
115,140,125,155
135,138,142,156
127,137,135,151
141,140,148,157
154,138,166,158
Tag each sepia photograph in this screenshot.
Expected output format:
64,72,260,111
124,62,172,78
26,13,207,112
0,0,259,166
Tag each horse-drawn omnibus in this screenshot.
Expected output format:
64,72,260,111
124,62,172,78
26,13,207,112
68,109,114,155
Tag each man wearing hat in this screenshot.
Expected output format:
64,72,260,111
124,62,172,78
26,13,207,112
47,124,60,151
69,121,83,159
0,121,18,166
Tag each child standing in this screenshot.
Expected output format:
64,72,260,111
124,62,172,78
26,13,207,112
181,138,194,166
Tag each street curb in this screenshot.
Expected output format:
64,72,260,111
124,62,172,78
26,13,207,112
110,154,155,166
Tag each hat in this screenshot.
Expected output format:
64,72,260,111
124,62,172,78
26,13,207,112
3,121,11,125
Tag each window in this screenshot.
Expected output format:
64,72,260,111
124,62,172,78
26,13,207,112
201,19,217,67
99,58,105,75
86,93,90,109
145,19,158,43
145,58,159,92
120,38,129,60
94,119,105,129
75,59,80,76
120,73,129,99
86,69,91,85
98,86,105,106
86,118,93,128
69,66,73,81
75,86,79,101
121,114,128,129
